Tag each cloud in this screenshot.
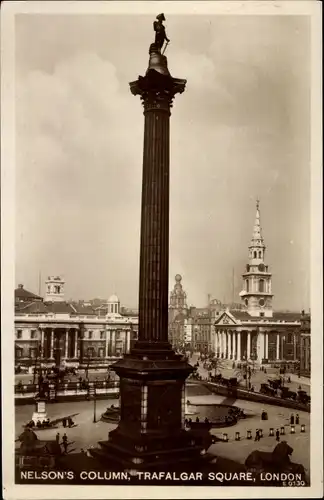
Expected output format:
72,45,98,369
15,14,310,310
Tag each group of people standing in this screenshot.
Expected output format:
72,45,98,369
56,432,69,453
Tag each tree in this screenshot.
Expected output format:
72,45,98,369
210,356,227,377
235,358,255,389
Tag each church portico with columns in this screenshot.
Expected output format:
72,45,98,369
213,311,301,362
213,201,302,364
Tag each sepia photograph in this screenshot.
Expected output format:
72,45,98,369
1,1,322,499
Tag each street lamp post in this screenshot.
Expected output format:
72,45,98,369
85,354,90,380
32,342,41,385
92,382,97,423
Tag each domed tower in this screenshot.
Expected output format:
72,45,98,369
169,274,188,319
239,200,273,317
107,294,120,315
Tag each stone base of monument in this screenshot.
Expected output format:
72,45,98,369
88,350,214,472
90,425,213,471
31,398,48,423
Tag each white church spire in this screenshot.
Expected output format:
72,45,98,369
239,200,273,317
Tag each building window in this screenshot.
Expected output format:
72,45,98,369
260,312,265,317
29,348,37,358
88,331,93,339
87,347,95,357
98,348,104,358
115,331,121,341
287,332,293,343
30,330,37,339
16,348,23,358
253,251,257,258
17,330,22,339
246,280,249,292
100,331,105,340
259,279,265,293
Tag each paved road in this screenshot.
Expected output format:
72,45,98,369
189,354,310,395
15,385,310,475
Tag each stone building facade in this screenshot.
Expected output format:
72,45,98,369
299,310,311,376
15,279,138,369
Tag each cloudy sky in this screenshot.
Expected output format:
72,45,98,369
15,11,310,310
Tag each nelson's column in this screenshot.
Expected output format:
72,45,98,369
92,14,212,471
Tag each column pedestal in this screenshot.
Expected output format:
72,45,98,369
32,398,48,424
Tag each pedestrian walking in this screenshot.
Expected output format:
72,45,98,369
62,433,68,453
276,429,280,441
296,414,300,425
255,430,260,441
290,414,295,425
62,418,67,428
56,432,60,443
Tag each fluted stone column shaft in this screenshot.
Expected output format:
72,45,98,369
74,331,78,358
50,330,54,358
237,332,241,360
276,333,280,360
247,331,251,360
126,330,131,352
222,331,226,358
138,100,170,343
111,330,116,355
232,332,236,360
40,328,44,357
105,330,109,358
227,332,232,359
65,330,69,358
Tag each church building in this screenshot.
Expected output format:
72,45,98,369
213,201,301,364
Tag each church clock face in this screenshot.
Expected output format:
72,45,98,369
258,263,265,272
259,298,265,307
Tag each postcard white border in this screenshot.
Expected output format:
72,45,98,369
1,1,322,499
